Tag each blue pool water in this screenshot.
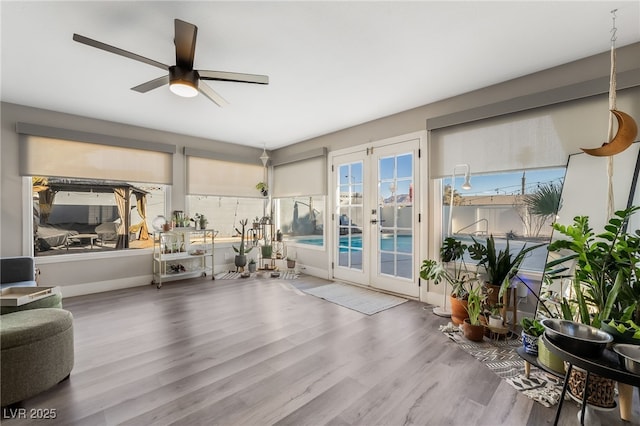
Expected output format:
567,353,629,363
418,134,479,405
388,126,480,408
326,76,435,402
296,235,412,252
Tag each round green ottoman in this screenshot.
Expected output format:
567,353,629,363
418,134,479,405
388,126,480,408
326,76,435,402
1,308,74,406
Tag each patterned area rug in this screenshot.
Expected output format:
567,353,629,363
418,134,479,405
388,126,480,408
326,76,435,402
215,270,300,280
442,324,563,407
301,282,408,315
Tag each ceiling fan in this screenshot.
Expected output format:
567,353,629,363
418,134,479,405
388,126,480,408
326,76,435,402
73,19,269,107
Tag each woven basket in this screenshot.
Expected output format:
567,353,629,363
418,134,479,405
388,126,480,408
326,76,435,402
568,368,616,408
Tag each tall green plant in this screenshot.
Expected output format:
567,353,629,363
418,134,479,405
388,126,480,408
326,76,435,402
468,234,544,297
465,285,483,325
545,206,640,327
420,237,477,299
232,219,252,256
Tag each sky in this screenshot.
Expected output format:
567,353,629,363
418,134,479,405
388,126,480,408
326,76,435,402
447,168,566,196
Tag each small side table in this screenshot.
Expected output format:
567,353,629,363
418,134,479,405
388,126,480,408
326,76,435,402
542,334,640,426
67,233,99,250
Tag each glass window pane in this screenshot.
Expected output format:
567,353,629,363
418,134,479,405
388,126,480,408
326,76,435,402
275,196,325,246
339,165,350,185
380,252,394,275
397,254,412,279
33,177,165,256
187,196,264,239
441,167,566,273
397,154,412,178
351,185,363,204
351,162,363,184
350,248,363,270
379,157,394,180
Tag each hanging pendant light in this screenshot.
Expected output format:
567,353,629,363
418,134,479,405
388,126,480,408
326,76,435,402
260,146,269,167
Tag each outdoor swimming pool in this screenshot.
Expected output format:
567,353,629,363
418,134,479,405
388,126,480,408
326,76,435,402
294,234,413,252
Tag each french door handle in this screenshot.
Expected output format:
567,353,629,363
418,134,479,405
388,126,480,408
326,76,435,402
370,219,386,224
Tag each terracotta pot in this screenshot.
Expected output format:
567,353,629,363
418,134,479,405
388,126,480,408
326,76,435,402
485,283,512,311
449,296,469,325
463,319,485,342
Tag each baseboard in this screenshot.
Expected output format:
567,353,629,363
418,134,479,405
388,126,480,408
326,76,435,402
296,263,330,280
59,275,152,298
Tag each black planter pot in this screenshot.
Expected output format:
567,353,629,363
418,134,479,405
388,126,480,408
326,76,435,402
235,255,247,268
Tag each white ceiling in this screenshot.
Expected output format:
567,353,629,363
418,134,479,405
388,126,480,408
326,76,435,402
2,1,639,149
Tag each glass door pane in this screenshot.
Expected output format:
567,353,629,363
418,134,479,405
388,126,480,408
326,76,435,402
337,162,364,270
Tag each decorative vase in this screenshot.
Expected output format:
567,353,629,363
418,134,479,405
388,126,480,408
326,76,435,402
463,320,485,342
449,296,469,326
521,331,539,356
248,262,256,273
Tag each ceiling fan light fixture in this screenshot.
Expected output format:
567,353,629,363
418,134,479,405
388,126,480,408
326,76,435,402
169,66,199,97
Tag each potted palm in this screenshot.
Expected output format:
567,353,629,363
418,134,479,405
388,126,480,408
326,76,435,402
232,219,252,271
420,237,478,325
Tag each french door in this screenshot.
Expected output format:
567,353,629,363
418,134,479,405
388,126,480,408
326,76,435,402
331,137,420,297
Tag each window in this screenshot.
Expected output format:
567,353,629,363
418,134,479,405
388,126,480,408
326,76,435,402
442,167,565,273
32,177,166,256
275,196,325,247
186,196,265,239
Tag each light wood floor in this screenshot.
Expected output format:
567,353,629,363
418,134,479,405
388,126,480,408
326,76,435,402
3,274,638,425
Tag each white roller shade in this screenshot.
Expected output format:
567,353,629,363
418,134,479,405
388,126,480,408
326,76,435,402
187,156,264,197
273,156,326,197
430,111,569,178
430,90,640,178
20,136,173,184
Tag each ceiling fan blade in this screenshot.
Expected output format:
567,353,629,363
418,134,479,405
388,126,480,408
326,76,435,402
198,70,269,85
131,75,170,93
73,34,169,71
198,82,229,107
174,19,197,70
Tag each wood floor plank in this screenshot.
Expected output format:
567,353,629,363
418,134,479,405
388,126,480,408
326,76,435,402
3,274,636,425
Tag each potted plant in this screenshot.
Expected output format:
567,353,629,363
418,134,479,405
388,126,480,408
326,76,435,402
463,285,485,341
287,257,296,269
191,213,208,230
469,234,544,316
487,304,504,328
256,182,268,197
232,219,252,271
520,317,544,355
546,206,640,329
248,258,257,273
544,206,640,409
420,237,478,325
